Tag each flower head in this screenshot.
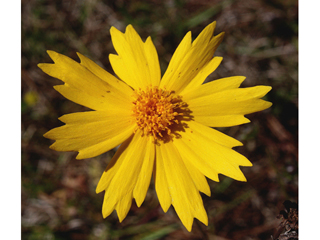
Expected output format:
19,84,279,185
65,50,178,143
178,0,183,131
38,22,272,231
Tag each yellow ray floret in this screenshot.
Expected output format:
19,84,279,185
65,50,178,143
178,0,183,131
156,142,208,232
44,110,135,159
110,25,161,90
160,21,225,94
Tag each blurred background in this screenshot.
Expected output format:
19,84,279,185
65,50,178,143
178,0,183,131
21,0,298,239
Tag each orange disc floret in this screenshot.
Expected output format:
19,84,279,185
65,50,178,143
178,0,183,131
132,86,185,140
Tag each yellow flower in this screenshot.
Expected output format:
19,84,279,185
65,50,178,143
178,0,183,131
38,22,272,231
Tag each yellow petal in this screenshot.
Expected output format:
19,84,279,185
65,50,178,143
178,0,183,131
153,144,171,212
144,36,161,86
159,30,192,87
76,52,133,98
182,158,211,197
110,25,161,90
159,142,208,231
189,120,243,148
133,136,155,207
186,86,272,121
182,76,246,98
174,121,252,182
96,136,133,194
102,192,117,218
38,51,132,110
160,22,225,94
44,110,135,159
115,192,133,222
181,77,254,127
181,57,223,95
101,131,150,219
193,115,251,127
53,84,131,111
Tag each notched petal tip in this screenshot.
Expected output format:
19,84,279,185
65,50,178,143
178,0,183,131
265,86,272,93
235,141,244,147
102,207,113,219
37,62,54,72
110,25,117,32
185,223,193,232
37,63,45,69
96,185,103,194
75,152,86,160
217,31,225,38
125,24,135,32
46,50,56,55
43,132,49,139
96,178,106,194
110,26,123,36
238,175,248,182
76,52,86,62
236,76,247,86
233,167,249,182
48,143,57,150
259,100,273,112
145,35,152,43
96,189,102,194
43,130,55,140
245,161,253,167
118,215,125,223
185,30,192,39
204,21,217,35
255,85,272,96
45,50,60,62
218,172,248,183
134,199,143,208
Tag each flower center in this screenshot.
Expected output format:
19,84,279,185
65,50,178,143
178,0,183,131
132,86,186,141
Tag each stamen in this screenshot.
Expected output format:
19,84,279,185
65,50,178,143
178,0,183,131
132,86,186,141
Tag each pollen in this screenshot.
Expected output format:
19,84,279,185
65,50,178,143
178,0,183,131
132,86,185,140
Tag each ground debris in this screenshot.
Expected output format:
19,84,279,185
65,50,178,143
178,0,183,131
272,200,298,240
